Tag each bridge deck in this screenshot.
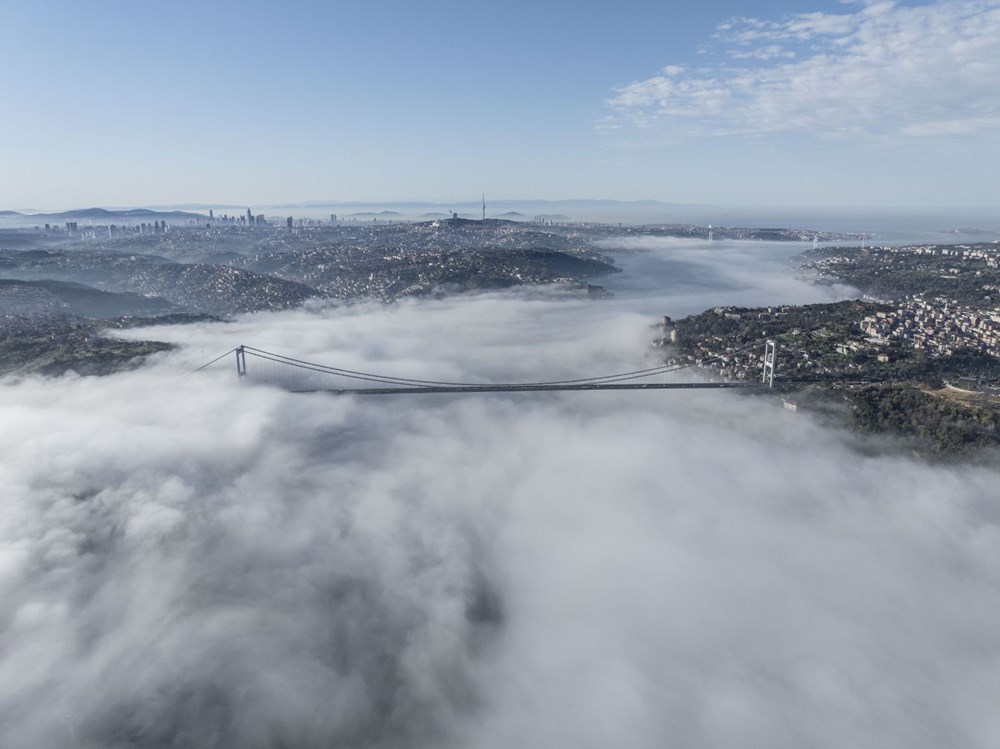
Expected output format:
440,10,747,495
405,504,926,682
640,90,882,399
289,381,795,395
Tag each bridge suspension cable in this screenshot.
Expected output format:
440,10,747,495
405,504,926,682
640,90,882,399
240,345,697,387
224,338,773,393
192,347,239,373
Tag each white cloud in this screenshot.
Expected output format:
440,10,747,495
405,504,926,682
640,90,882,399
606,0,1000,139
729,45,797,61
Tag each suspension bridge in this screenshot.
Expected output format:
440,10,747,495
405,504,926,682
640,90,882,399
197,341,784,395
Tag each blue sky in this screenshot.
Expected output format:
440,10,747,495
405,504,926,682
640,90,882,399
1,0,997,210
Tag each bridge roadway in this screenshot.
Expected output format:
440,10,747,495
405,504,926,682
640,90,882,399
289,381,799,395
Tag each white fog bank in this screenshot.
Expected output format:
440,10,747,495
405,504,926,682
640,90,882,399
3,289,1000,748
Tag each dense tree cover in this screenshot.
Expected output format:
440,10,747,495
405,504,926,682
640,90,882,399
798,244,1000,307
847,384,1000,455
674,300,884,346
0,316,172,376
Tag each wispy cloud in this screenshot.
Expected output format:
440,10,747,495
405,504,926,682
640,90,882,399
605,0,1000,139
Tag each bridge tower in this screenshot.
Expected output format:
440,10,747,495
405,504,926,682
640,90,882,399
762,339,777,388
236,345,247,379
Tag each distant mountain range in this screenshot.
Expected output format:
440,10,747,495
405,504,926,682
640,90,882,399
2,200,695,225
0,207,206,222
6,201,993,234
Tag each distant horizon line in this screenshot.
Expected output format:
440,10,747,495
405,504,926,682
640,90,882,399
6,198,701,214
6,198,998,215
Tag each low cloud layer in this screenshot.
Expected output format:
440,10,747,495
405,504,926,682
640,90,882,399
3,288,1000,747
604,0,1000,139
595,237,861,310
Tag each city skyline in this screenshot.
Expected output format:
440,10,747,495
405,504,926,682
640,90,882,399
2,0,998,210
